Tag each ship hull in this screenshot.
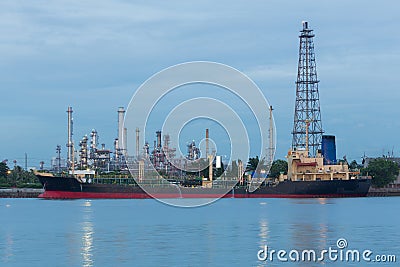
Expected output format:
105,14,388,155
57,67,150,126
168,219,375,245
234,179,371,198
37,175,371,199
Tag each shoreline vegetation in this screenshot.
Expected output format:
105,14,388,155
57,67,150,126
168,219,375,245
0,163,42,189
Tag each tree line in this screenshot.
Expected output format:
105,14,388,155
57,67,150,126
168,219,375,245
0,162,41,188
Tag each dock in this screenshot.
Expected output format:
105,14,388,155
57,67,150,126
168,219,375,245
367,187,400,197
0,188,44,198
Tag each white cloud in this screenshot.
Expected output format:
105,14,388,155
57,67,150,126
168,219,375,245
244,64,295,81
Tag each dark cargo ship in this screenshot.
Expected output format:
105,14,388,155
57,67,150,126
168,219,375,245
36,172,371,199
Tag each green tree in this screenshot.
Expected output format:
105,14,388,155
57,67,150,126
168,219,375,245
365,158,399,188
8,166,24,186
246,156,259,172
268,159,288,179
349,160,358,171
0,162,9,178
5,166,40,187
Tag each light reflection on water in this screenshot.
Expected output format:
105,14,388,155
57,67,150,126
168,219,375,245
318,198,328,205
258,219,269,248
81,200,94,267
3,233,14,262
256,218,269,267
256,198,344,266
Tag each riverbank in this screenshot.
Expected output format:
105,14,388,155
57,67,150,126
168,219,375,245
0,188,44,198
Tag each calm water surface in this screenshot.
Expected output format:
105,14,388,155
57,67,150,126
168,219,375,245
1,197,399,266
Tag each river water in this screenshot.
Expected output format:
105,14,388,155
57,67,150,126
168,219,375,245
1,197,399,266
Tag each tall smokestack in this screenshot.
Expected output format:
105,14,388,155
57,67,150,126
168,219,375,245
117,107,125,151
156,131,162,149
136,128,140,158
114,138,119,160
205,128,209,158
66,107,73,168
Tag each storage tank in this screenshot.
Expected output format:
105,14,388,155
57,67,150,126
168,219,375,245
321,135,336,164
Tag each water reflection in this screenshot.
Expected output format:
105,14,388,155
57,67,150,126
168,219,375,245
318,198,328,205
258,219,269,248
256,199,334,266
83,200,92,208
289,199,332,265
81,200,94,267
257,209,270,267
290,223,329,263
3,233,14,262
292,198,334,205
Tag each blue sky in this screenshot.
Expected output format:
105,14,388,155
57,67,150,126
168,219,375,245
0,0,399,167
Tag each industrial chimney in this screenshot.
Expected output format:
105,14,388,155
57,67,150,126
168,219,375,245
136,128,140,158
117,107,125,153
156,131,162,149
206,128,209,158
66,107,73,169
